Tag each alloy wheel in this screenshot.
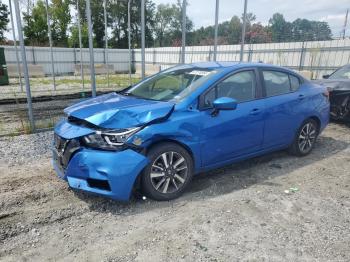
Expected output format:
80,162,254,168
298,122,317,154
150,151,188,194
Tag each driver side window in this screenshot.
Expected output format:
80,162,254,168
203,70,257,108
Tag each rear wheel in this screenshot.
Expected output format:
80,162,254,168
289,119,319,156
141,143,194,201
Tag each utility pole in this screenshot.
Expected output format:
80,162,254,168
240,0,248,62
76,0,85,90
27,0,31,15
103,0,110,88
8,0,23,92
343,9,349,39
213,0,219,61
14,0,35,131
128,0,132,85
181,0,186,64
45,0,56,90
141,0,145,79
86,0,96,97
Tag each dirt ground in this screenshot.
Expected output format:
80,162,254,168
0,123,350,262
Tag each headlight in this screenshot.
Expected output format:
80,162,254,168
82,127,141,150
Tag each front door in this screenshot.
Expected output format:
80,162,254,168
199,69,265,167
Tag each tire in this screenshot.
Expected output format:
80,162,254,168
289,119,319,156
141,142,194,201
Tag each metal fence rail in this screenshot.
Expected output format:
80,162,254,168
2,39,350,79
133,39,350,79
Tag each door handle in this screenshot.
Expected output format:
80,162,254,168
298,94,305,100
250,108,261,115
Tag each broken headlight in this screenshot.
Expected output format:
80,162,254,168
81,127,141,150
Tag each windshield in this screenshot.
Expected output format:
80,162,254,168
330,66,350,80
125,66,219,102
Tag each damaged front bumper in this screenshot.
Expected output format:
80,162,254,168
52,148,148,201
52,120,149,201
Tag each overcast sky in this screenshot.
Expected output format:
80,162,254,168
4,0,350,40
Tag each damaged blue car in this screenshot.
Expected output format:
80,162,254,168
53,62,329,201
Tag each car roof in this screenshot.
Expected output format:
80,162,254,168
187,62,302,77
188,61,286,70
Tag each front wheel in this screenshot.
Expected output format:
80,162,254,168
289,119,319,156
141,143,194,201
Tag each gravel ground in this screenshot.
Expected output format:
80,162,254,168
0,123,350,261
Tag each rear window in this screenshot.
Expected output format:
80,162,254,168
262,70,301,96
263,71,291,97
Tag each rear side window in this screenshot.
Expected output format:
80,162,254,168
290,75,300,91
263,71,290,97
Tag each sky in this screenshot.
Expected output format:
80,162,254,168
3,0,350,40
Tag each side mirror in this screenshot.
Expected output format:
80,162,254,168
212,97,237,116
323,74,330,79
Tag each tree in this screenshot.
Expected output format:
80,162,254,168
291,19,332,41
228,16,242,44
268,13,332,42
269,13,292,42
166,0,193,46
108,0,156,48
76,0,106,48
154,4,177,47
0,0,9,42
242,12,256,29
246,23,272,44
51,0,71,46
310,21,332,41
68,23,89,48
91,0,105,48
23,0,48,46
188,15,242,46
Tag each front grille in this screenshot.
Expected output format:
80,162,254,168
54,134,80,169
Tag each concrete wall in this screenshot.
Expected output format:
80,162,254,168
1,46,130,76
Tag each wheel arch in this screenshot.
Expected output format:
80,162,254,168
308,115,321,132
131,138,197,196
144,138,196,166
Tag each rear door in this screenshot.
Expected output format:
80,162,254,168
259,68,305,148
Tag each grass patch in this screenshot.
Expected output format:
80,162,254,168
12,117,57,136
30,75,141,87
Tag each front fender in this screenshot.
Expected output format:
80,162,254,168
126,112,202,171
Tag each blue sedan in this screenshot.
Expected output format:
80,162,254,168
53,62,330,201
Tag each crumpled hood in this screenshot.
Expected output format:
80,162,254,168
313,79,350,91
64,92,175,129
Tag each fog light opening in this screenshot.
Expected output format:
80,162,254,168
87,179,111,191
